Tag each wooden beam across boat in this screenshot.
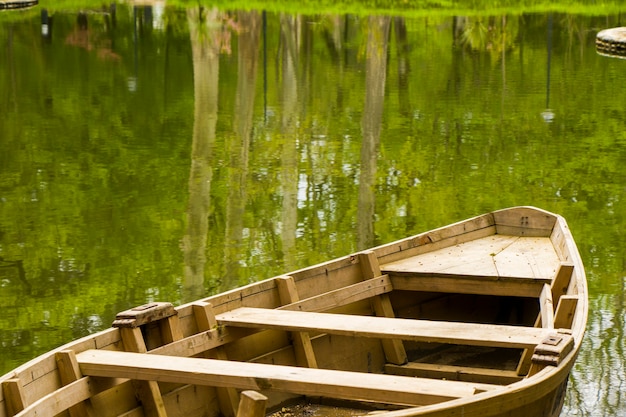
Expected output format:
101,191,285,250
216,307,551,350
75,350,498,407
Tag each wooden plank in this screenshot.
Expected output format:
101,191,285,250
148,326,252,357
76,350,499,406
382,236,559,281
539,284,554,329
160,316,184,344
389,275,545,298
2,379,26,416
278,275,392,312
377,226,497,267
217,308,549,350
55,351,92,417
376,215,496,260
551,263,574,305
276,277,318,368
493,207,556,237
494,225,552,237
384,363,523,385
235,391,267,417
359,251,407,365
12,378,93,417
554,296,578,329
192,302,239,417
118,327,167,417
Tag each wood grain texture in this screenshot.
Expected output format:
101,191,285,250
76,350,498,406
217,307,549,349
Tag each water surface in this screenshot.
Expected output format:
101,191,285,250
1,5,625,416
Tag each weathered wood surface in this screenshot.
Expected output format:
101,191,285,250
276,276,318,368
75,350,498,406
118,326,167,417
10,378,93,417
278,274,392,312
382,236,560,281
492,207,556,236
217,307,551,349
235,391,267,417
2,380,26,416
359,251,407,365
192,302,239,417
113,302,177,328
55,351,91,417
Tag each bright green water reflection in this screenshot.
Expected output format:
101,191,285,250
1,5,625,415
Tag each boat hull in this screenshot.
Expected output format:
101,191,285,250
0,207,587,417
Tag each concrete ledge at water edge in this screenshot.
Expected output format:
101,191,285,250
596,27,626,58
0,0,38,10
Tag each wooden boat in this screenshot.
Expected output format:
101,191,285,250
0,206,587,417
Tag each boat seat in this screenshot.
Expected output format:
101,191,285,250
74,350,499,408
216,307,552,350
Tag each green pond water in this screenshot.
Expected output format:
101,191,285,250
1,4,625,416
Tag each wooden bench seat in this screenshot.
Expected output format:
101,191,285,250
216,307,551,350
75,350,499,407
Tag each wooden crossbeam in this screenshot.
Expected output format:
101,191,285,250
216,307,550,350
76,350,498,407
